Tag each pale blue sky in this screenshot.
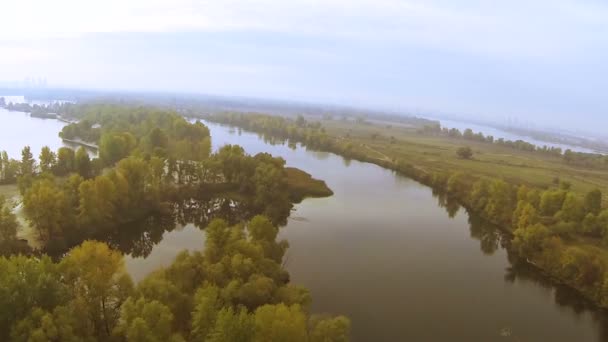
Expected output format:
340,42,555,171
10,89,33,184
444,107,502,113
1,0,607,132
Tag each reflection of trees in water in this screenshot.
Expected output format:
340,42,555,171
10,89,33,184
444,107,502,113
92,194,292,258
105,210,176,258
173,196,248,229
467,213,506,256
467,211,608,338
434,192,461,219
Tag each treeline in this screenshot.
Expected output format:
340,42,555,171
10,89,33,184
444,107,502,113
202,113,333,151
563,149,608,170
0,97,72,119
202,112,608,308
0,145,96,186
419,124,564,156
0,216,350,342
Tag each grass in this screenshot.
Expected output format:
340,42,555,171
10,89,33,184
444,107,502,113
285,167,333,203
0,183,19,199
322,119,608,197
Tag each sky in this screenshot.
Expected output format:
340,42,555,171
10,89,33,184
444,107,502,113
1,0,608,133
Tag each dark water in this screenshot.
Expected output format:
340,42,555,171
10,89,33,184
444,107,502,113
4,109,608,341
125,121,608,342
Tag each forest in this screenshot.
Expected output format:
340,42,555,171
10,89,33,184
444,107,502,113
0,104,345,341
202,111,608,308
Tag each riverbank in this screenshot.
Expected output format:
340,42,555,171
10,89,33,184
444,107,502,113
201,112,608,310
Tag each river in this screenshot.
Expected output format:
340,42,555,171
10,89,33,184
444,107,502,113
0,96,82,158
2,109,608,341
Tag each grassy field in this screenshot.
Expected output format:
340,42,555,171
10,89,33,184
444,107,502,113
321,119,608,197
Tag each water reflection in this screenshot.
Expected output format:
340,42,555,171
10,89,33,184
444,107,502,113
99,194,290,259
465,209,608,339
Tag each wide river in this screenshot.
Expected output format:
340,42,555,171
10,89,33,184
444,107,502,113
3,109,608,341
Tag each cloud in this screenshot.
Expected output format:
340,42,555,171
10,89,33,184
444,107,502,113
2,0,608,133
3,0,607,60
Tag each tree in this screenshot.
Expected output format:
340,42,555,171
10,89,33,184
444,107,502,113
61,241,134,339
10,306,84,342
540,190,566,216
253,304,308,342
20,146,35,176
99,132,137,166
484,179,515,226
207,307,254,342
513,223,551,257
75,147,92,178
513,201,539,231
114,297,181,342
584,189,602,216
56,147,76,176
147,127,170,150
0,196,22,255
191,285,222,341
456,146,473,159
22,179,71,242
557,193,584,223
39,146,57,173
0,255,68,341
309,316,351,342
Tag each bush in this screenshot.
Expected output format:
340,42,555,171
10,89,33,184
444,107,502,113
456,146,473,159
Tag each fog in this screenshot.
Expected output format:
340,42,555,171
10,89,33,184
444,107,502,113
1,0,607,134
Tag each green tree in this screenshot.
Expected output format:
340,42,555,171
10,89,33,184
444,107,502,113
99,132,136,166
207,307,254,342
61,241,134,339
22,179,71,242
75,147,92,178
20,146,35,176
0,255,68,341
56,147,76,176
0,196,22,255
584,189,602,215
115,297,181,342
253,304,308,342
309,316,351,342
10,306,86,342
540,190,566,216
191,285,222,341
558,193,585,223
456,146,473,159
513,223,551,257
39,146,57,173
147,127,170,150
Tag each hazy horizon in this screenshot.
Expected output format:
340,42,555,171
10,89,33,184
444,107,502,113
1,0,607,133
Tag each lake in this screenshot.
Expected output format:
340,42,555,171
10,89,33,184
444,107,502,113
3,109,608,341
0,96,82,158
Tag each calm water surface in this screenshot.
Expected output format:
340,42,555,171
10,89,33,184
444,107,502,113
126,121,608,342
0,107,68,158
4,111,608,341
